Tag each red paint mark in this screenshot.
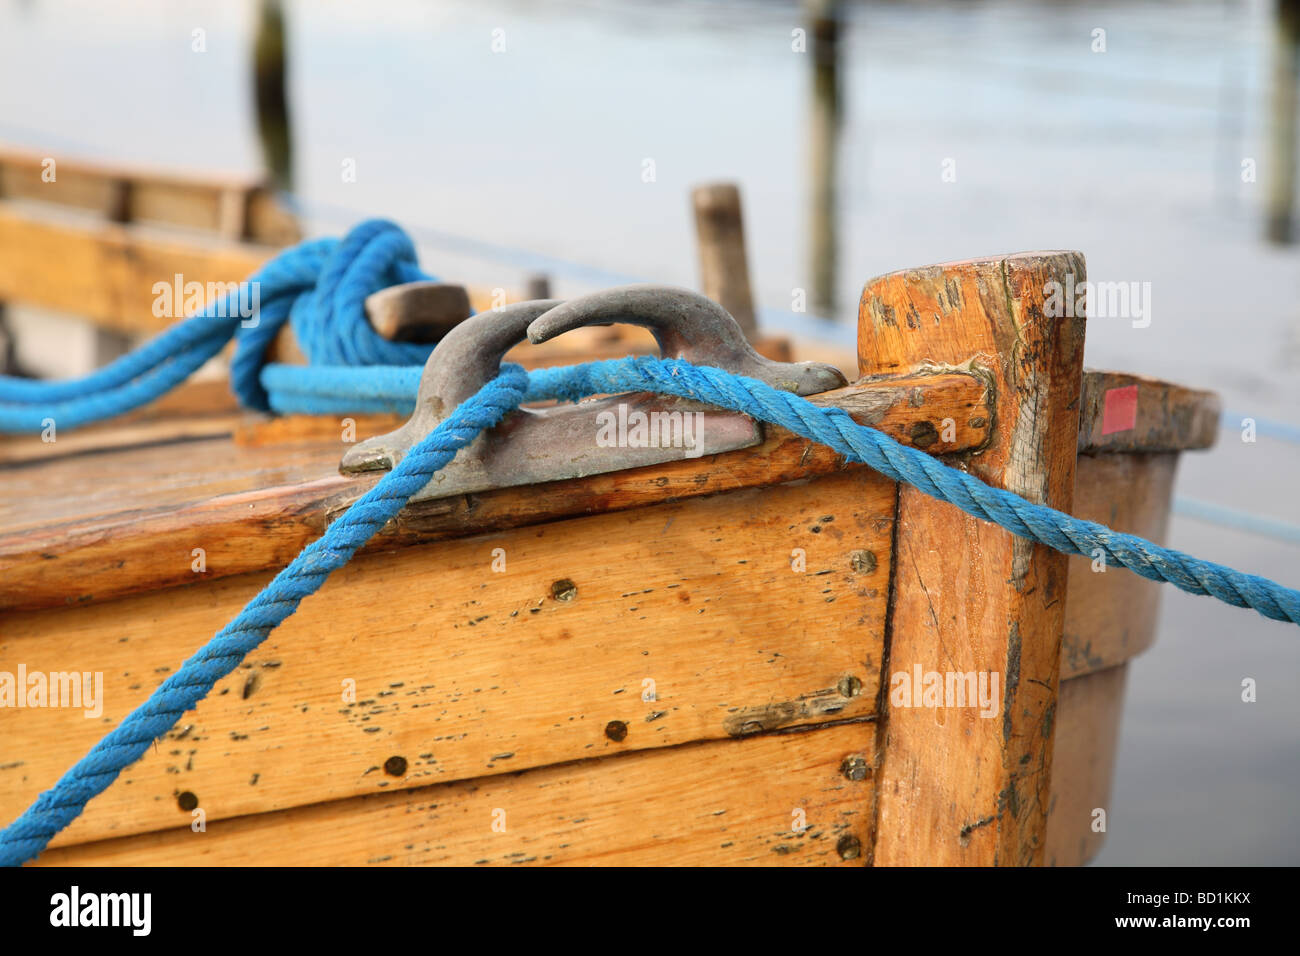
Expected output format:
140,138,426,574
1101,385,1139,435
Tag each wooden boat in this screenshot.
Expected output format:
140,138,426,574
0,164,1219,867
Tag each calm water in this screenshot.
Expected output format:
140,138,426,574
1,0,1297,865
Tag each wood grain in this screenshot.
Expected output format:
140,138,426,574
1,469,893,850
863,251,1088,866
1078,370,1219,454
1061,452,1178,678
31,721,878,867
1045,664,1129,866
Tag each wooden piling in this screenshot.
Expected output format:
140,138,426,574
690,182,758,338
1267,0,1300,243
806,0,842,317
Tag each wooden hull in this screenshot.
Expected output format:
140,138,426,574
0,251,1218,866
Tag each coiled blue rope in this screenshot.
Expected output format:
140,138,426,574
0,219,438,431
3,223,1300,866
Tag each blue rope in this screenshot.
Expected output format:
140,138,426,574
0,219,437,431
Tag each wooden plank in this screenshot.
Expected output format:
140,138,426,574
0,205,275,336
0,469,893,850
0,145,298,244
0,371,991,612
1062,452,1178,678
1045,665,1129,866
1078,370,1219,454
863,251,1087,866
31,721,877,867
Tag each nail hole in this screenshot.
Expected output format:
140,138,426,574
849,550,877,574
836,834,862,860
908,421,939,448
551,579,578,602
837,675,863,698
177,791,198,812
840,755,871,781
604,720,628,742
383,756,408,777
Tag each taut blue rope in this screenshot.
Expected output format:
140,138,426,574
2,222,1299,866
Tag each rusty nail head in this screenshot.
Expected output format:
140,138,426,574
841,755,870,782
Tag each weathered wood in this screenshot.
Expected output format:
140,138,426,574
0,145,298,244
1062,452,1178,678
1,469,892,850
31,721,877,866
1078,370,1219,454
1045,664,1129,866
364,282,472,342
0,372,990,612
864,251,1087,866
692,183,757,336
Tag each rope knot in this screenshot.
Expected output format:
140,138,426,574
231,219,436,410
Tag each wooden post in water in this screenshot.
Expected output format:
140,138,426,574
526,274,552,301
806,0,842,317
254,0,293,193
691,183,758,338
863,252,1087,865
1268,0,1300,243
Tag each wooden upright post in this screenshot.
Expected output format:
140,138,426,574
1268,0,1300,243
862,252,1087,866
691,183,758,338
806,0,842,317
255,0,293,193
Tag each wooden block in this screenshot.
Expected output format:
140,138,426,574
862,251,1087,866
31,722,878,867
1078,370,1219,454
0,469,893,849
365,282,472,342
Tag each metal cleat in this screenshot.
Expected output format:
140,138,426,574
339,285,847,503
